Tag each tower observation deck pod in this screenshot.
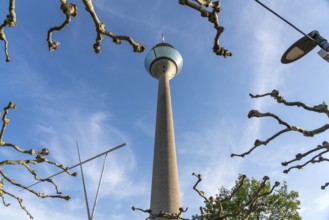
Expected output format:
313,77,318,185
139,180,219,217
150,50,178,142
144,43,183,80
144,41,183,218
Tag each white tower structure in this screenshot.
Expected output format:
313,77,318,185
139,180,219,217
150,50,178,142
144,41,183,216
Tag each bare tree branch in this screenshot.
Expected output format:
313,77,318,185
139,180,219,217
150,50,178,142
232,90,329,189
250,89,329,117
47,0,78,51
3,187,33,219
322,182,329,190
132,206,188,220
0,101,76,219
179,0,232,57
0,0,16,62
2,0,233,61
192,172,209,202
2,0,145,61
81,0,145,54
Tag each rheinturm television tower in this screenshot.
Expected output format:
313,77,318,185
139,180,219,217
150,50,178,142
144,37,183,216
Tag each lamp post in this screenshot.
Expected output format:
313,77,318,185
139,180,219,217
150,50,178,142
255,0,329,63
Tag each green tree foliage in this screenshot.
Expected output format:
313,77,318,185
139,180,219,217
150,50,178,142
192,175,301,220
134,174,301,220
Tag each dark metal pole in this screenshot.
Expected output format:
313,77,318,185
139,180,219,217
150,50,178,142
254,0,315,42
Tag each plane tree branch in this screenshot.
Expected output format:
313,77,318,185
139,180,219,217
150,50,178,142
47,0,78,51
249,89,329,117
231,90,329,189
81,0,145,54
0,101,77,219
2,0,233,61
179,0,232,57
0,0,16,62
132,206,188,220
2,0,145,62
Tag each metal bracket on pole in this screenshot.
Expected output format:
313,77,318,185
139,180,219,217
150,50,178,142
77,141,112,220
76,142,126,220
21,143,126,191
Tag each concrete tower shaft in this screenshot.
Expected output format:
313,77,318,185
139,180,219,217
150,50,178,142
150,59,177,80
150,69,180,214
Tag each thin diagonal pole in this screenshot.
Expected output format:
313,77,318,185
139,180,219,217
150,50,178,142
20,143,126,191
254,0,315,42
91,153,108,219
77,141,92,220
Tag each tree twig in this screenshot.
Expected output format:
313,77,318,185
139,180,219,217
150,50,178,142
47,0,78,51
178,0,232,57
132,206,188,220
82,0,145,54
0,0,16,62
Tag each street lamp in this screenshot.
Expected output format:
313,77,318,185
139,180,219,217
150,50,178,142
255,0,329,63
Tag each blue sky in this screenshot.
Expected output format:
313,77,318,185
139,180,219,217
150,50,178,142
1,0,329,219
